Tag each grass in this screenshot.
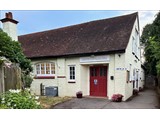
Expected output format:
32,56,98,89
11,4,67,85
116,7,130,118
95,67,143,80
39,96,72,109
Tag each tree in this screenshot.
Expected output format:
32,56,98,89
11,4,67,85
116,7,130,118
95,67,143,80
141,12,160,76
0,29,33,87
141,24,155,44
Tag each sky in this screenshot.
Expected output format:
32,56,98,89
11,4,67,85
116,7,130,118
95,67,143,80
0,10,159,36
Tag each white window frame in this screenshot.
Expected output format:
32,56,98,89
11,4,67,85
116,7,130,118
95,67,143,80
68,65,76,82
126,70,130,82
129,64,132,81
134,28,140,58
132,36,135,54
133,68,136,81
35,62,55,77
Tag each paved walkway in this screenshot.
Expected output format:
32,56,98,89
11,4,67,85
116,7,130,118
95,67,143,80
53,88,159,109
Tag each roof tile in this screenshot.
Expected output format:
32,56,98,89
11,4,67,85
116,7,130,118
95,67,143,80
18,12,138,58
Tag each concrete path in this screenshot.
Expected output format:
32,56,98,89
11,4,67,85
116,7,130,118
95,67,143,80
53,88,159,109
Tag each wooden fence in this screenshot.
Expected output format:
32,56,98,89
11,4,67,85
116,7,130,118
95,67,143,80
0,63,21,93
0,65,4,93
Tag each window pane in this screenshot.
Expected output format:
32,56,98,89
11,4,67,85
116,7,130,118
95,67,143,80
126,71,130,82
100,67,107,76
36,64,40,70
51,63,55,74
91,68,97,76
69,66,75,80
72,67,75,71
41,63,45,74
46,63,50,74
100,68,102,76
70,67,72,71
36,64,40,74
100,68,103,76
37,70,40,74
70,71,72,75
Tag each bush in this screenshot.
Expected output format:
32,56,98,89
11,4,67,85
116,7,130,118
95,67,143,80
22,74,33,88
0,29,33,75
0,89,41,109
111,94,123,102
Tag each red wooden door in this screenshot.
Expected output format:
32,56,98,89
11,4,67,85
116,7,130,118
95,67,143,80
90,66,107,97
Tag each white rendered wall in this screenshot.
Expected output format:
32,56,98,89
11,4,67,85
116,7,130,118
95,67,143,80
3,21,18,41
30,42,143,101
124,17,143,100
30,54,130,101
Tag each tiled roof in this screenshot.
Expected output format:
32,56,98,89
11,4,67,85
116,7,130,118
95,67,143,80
18,12,138,59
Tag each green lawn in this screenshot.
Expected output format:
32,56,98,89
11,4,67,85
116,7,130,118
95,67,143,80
39,96,72,109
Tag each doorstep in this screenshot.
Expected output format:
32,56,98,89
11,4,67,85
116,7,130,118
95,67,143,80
83,95,108,99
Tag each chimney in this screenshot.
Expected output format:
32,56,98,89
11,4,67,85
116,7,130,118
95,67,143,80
0,12,19,41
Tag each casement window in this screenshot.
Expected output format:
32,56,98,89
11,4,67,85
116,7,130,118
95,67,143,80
135,29,140,58
132,28,140,58
132,36,135,54
126,70,130,83
35,62,55,77
127,64,132,83
69,65,76,81
133,68,136,81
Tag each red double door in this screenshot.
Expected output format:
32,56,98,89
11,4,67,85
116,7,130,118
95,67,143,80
90,66,107,97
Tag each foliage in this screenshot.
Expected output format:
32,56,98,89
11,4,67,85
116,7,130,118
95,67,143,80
141,24,155,44
0,89,41,109
0,29,32,75
144,37,158,75
111,94,123,102
0,57,10,65
21,73,33,88
141,12,160,75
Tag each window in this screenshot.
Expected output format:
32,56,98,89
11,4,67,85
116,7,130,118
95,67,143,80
133,68,136,81
135,29,140,58
35,62,55,77
129,64,132,81
132,28,140,58
126,70,130,82
91,67,97,76
69,65,75,81
132,36,135,54
100,67,107,76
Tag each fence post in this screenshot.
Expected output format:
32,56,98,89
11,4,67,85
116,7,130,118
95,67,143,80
40,83,45,96
0,65,5,93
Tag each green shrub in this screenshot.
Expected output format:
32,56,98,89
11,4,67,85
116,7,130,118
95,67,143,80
22,74,33,88
0,89,41,109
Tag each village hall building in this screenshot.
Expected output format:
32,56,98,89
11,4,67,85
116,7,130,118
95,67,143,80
0,12,145,101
